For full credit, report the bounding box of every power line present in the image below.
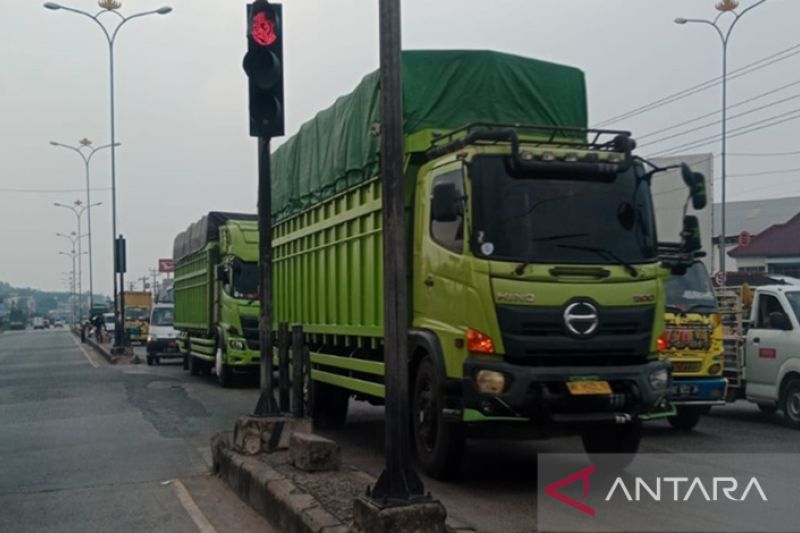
[638,92,800,148]
[593,42,800,127]
[728,166,800,178]
[650,110,800,156]
[636,78,800,141]
[730,149,800,157]
[0,187,112,194]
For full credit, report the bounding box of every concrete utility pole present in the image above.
[369,0,425,507]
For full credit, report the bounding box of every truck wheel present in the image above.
[215,347,232,388]
[189,355,202,376]
[582,422,641,470]
[667,406,702,431]
[311,380,349,430]
[757,403,777,416]
[782,379,800,429]
[146,356,153,366]
[412,356,464,480]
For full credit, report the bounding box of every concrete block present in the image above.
[233,416,311,454]
[353,496,447,533]
[290,432,341,472]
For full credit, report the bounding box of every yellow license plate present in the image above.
[566,380,612,396]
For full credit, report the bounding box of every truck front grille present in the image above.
[496,303,653,367]
[239,316,261,350]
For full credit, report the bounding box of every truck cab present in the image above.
[146,303,180,365]
[660,260,727,430]
[743,285,800,425]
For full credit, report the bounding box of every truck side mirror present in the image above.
[680,215,702,253]
[431,182,462,222]
[768,312,793,331]
[681,163,707,210]
[215,264,229,284]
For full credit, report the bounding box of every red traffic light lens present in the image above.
[251,12,277,47]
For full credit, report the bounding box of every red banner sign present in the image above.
[158,258,174,273]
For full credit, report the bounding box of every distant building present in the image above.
[729,211,800,278]
[714,196,800,272]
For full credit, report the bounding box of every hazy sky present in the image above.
[1,0,798,293]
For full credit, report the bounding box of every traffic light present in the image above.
[243,1,284,138]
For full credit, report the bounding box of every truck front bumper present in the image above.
[462,359,671,427]
[146,338,181,356]
[670,377,727,406]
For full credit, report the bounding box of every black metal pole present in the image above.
[370,0,425,505]
[291,324,304,418]
[254,137,277,416]
[278,321,290,413]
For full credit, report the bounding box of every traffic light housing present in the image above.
[243,1,284,138]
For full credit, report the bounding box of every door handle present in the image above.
[424,277,434,287]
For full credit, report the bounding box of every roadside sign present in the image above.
[714,271,726,287]
[158,258,174,273]
[738,230,752,247]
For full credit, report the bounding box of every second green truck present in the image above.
[174,50,707,478]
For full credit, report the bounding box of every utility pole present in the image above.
[370,0,425,506]
[148,268,159,301]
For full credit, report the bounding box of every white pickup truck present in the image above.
[720,284,800,426]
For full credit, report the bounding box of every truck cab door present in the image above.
[745,291,794,401]
[414,164,471,366]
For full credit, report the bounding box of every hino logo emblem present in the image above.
[564,301,599,336]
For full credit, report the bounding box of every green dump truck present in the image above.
[173,212,260,386]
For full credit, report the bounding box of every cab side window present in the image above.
[756,294,787,329]
[430,171,465,254]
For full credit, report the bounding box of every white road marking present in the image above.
[172,479,218,533]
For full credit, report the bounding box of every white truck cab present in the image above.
[146,303,180,365]
[743,286,800,425]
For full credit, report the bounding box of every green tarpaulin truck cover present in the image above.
[271,49,587,219]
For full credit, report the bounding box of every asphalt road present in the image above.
[6,330,799,532]
[0,329,273,533]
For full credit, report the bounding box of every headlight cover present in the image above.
[649,367,670,390]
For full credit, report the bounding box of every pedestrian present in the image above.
[92,314,104,343]
[80,321,87,343]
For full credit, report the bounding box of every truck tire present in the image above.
[782,379,800,429]
[757,403,777,416]
[412,356,464,480]
[146,355,154,366]
[582,422,641,470]
[311,380,349,430]
[667,406,703,431]
[189,355,202,376]
[215,347,233,388]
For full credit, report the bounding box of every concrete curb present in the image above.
[212,432,349,533]
[72,328,119,364]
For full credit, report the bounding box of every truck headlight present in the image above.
[708,363,722,375]
[230,340,246,350]
[147,335,156,343]
[475,370,506,395]
[649,368,669,391]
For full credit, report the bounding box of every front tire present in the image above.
[412,356,464,480]
[146,356,153,366]
[667,406,703,431]
[189,354,202,376]
[582,422,641,470]
[215,347,232,388]
[782,379,800,429]
[311,380,349,430]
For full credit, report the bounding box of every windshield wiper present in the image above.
[531,233,590,243]
[556,244,639,277]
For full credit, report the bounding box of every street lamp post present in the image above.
[51,139,116,314]
[44,1,172,348]
[675,0,768,280]
[54,200,102,319]
[58,250,77,325]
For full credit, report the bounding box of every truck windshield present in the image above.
[470,155,657,265]
[151,307,174,326]
[126,307,149,321]
[665,262,718,313]
[787,292,800,323]
[231,260,259,299]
